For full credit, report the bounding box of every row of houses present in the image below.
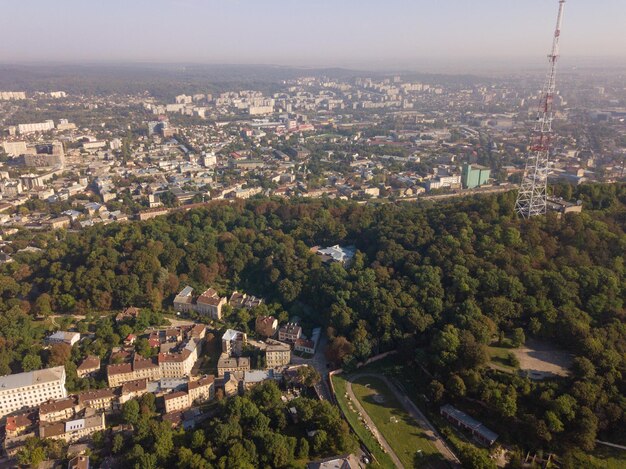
[107,324,206,386]
[3,373,216,457]
[173,286,227,320]
[173,287,264,321]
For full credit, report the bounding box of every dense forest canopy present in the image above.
[2,183,626,460]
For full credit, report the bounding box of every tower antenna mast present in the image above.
[515,0,566,218]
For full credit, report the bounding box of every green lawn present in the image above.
[570,446,626,469]
[487,345,519,372]
[331,374,394,468]
[351,376,448,469]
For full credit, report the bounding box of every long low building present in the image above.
[440,404,499,446]
[0,366,67,418]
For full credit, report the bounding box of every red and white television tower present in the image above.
[515,0,566,218]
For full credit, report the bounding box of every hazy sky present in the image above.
[1,0,625,69]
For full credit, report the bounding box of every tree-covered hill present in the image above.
[2,183,626,461]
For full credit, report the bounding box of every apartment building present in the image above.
[173,286,226,319]
[0,92,26,100]
[164,391,190,414]
[0,366,67,418]
[158,350,194,378]
[264,340,291,368]
[18,120,55,134]
[119,379,148,405]
[222,329,247,357]
[109,335,202,386]
[107,357,160,387]
[76,355,100,378]
[39,410,105,443]
[76,388,116,413]
[2,141,28,156]
[195,288,227,320]
[39,397,76,423]
[278,323,302,344]
[217,356,250,377]
[188,375,214,404]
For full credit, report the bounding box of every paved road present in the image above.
[350,373,461,468]
[291,333,332,401]
[346,376,405,469]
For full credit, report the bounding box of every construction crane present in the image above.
[515,0,566,218]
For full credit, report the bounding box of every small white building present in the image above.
[46,331,80,347]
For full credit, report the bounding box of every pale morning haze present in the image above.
[1,0,625,69]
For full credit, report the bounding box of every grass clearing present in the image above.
[351,376,448,469]
[488,345,519,372]
[570,445,626,469]
[331,374,394,468]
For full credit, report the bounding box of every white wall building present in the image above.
[0,366,67,418]
[17,120,55,134]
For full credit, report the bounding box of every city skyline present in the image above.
[1,0,626,70]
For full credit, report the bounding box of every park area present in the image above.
[332,373,395,468]
[488,338,573,380]
[351,376,448,469]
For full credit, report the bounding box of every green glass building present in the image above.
[462,163,491,189]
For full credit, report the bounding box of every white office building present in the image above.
[0,366,67,418]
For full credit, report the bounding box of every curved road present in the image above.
[346,376,405,468]
[348,373,461,468]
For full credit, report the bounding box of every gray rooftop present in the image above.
[0,366,65,391]
[440,404,498,443]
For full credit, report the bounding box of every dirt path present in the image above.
[345,378,405,469]
[382,376,461,467]
[351,373,461,468]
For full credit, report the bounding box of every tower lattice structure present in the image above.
[515,0,566,218]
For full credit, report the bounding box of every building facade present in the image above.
[265,340,291,368]
[461,163,491,189]
[0,366,67,418]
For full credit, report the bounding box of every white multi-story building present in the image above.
[0,92,26,100]
[173,286,195,313]
[202,152,217,168]
[2,141,27,156]
[278,323,302,344]
[222,329,247,357]
[0,366,67,418]
[17,120,55,134]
